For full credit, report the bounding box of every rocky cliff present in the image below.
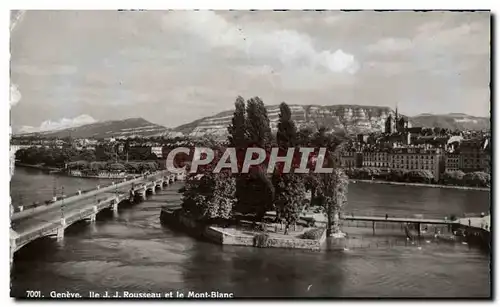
[175,105,400,137]
[174,105,490,137]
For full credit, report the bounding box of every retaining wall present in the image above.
[160,208,326,251]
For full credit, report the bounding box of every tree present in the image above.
[276,102,297,148]
[443,170,465,185]
[406,170,434,183]
[245,97,272,147]
[317,169,349,236]
[108,162,125,172]
[272,172,305,234]
[464,171,490,187]
[389,169,408,182]
[271,102,305,233]
[227,96,248,148]
[235,166,275,222]
[181,171,236,223]
[181,156,236,223]
[231,97,275,223]
[297,127,314,146]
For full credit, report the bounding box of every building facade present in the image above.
[445,153,462,172]
[459,139,487,173]
[362,150,390,169]
[389,146,444,181]
[151,146,163,158]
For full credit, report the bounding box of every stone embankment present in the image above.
[160,208,326,251]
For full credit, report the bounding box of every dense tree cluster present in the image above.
[15,147,96,168]
[16,146,159,174]
[181,96,349,236]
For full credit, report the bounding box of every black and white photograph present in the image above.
[9,9,491,299]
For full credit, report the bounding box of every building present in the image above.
[384,114,395,134]
[459,138,487,173]
[362,150,390,169]
[339,150,356,169]
[389,146,444,181]
[151,146,163,158]
[445,153,462,172]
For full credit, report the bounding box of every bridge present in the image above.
[298,212,491,236]
[10,169,184,268]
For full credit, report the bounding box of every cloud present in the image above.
[367,20,489,55]
[366,38,414,53]
[162,11,359,74]
[10,83,21,106]
[18,114,97,133]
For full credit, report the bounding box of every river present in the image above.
[10,168,491,298]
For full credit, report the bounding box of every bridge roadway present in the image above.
[10,170,181,267]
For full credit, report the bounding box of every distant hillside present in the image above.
[173,104,401,136]
[16,118,170,139]
[411,114,490,131]
[173,105,490,137]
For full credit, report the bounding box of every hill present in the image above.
[411,114,490,131]
[173,105,490,137]
[173,104,400,136]
[16,118,170,139]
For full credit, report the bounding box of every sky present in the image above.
[10,10,490,133]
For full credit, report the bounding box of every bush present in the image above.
[253,233,270,247]
[301,228,325,240]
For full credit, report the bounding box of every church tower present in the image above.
[385,114,393,134]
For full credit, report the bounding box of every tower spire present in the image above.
[395,102,398,121]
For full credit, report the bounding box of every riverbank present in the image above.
[14,162,61,172]
[350,179,490,192]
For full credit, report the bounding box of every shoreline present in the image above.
[350,179,490,192]
[15,163,145,179]
[14,162,61,172]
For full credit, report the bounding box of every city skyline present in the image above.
[10,10,491,133]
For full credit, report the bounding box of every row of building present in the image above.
[338,138,491,181]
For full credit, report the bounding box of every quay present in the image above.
[10,170,183,269]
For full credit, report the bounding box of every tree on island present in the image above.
[308,134,349,237]
[227,96,247,149]
[316,167,349,236]
[180,143,236,224]
[272,102,305,234]
[181,167,236,224]
[231,97,275,225]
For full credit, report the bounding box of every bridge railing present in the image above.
[339,210,454,221]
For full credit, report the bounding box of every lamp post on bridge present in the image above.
[53,176,57,200]
[61,186,65,219]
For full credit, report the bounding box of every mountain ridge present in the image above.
[15,117,171,139]
[14,106,490,139]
